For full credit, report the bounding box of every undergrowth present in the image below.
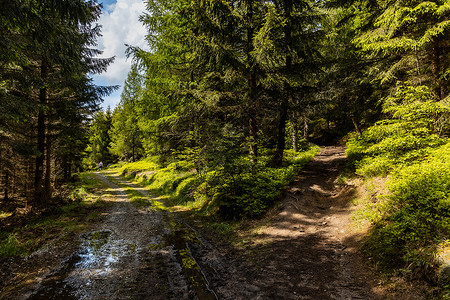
[0,173,108,258]
[118,146,319,220]
[346,84,450,293]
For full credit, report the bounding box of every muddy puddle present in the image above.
[29,229,135,299]
[29,225,217,300]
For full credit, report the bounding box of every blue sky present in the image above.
[93,0,147,110]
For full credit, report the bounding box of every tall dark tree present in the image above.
[254,0,323,164]
[0,0,115,206]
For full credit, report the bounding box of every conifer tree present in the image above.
[110,65,144,162]
[254,0,323,164]
[0,0,115,206]
[355,0,449,100]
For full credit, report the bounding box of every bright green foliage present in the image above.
[355,0,449,99]
[110,65,144,162]
[364,142,450,276]
[347,84,449,177]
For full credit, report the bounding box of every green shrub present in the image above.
[365,144,450,276]
[348,85,450,283]
[0,234,26,257]
[347,85,449,178]
[213,168,286,219]
[208,146,319,219]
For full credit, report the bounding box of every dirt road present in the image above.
[2,147,383,299]
[211,146,381,299]
[1,172,259,299]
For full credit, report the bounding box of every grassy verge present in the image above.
[110,146,319,240]
[345,85,450,297]
[0,173,110,258]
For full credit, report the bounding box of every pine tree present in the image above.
[355,0,449,100]
[110,65,144,162]
[254,0,323,164]
[88,109,116,167]
[0,0,116,206]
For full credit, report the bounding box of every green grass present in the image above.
[115,146,319,220]
[117,158,158,177]
[0,173,110,258]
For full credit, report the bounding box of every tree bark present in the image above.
[274,0,292,166]
[34,59,48,204]
[351,117,362,137]
[291,121,298,152]
[246,1,258,162]
[303,118,309,140]
[4,172,9,201]
[132,132,136,162]
[44,129,52,201]
[431,39,442,100]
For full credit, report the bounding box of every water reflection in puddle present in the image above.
[29,229,134,299]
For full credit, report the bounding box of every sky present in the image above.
[93,0,147,110]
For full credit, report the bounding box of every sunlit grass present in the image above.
[0,211,13,219]
[0,173,111,258]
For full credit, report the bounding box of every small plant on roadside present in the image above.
[0,234,26,257]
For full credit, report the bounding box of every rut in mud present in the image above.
[1,146,383,299]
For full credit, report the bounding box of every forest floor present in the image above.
[0,146,431,299]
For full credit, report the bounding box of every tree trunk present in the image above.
[274,98,288,165]
[431,39,442,100]
[246,1,258,162]
[303,118,309,140]
[292,120,298,152]
[44,130,52,201]
[132,132,136,162]
[274,0,292,166]
[34,60,47,204]
[249,112,258,159]
[4,171,9,201]
[34,104,46,203]
[63,154,69,180]
[351,117,362,137]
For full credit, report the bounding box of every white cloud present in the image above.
[93,0,147,109]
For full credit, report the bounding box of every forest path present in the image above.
[225,146,383,299]
[1,147,388,299]
[1,172,226,299]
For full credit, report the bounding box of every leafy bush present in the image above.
[348,85,450,283]
[364,143,450,277]
[208,147,319,219]
[347,85,449,177]
[212,168,287,219]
